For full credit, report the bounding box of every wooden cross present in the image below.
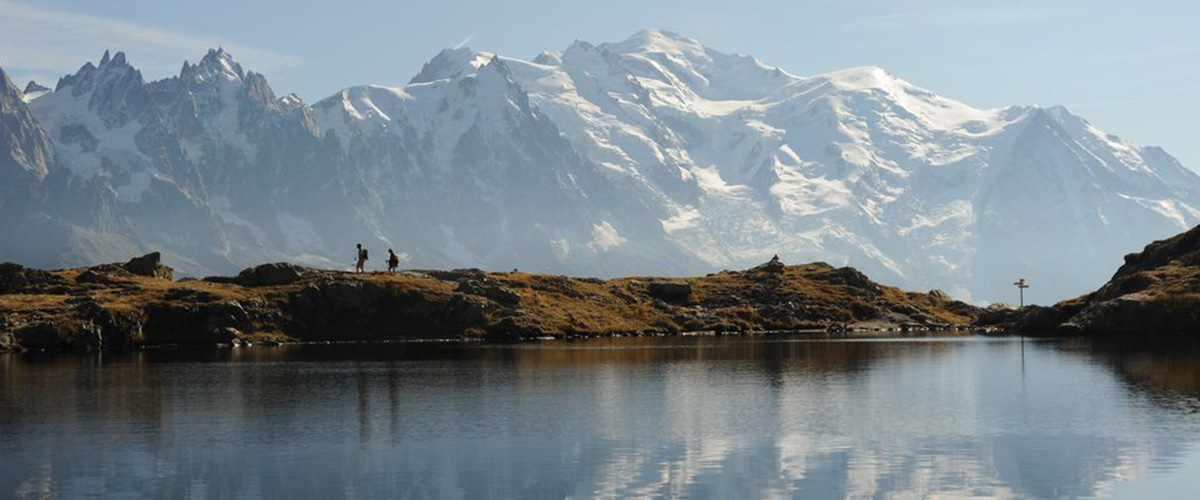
[1013,278,1029,308]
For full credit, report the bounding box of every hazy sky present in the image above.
[3,0,1198,170]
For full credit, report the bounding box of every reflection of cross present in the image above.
[1014,279,1030,308]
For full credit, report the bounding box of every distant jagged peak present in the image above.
[54,49,142,93]
[182,47,246,83]
[97,49,130,68]
[23,80,49,95]
[409,46,495,85]
[278,92,304,108]
[19,80,51,103]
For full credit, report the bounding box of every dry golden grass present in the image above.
[0,294,70,312]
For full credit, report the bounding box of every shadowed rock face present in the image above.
[0,67,54,182]
[1010,224,1200,336]
[0,258,983,352]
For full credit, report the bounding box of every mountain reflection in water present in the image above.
[2,334,1199,499]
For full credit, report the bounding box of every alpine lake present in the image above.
[3,333,1200,499]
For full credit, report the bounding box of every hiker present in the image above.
[355,243,369,274]
[387,249,400,275]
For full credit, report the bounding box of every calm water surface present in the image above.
[3,334,1200,499]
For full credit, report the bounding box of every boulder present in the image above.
[0,332,16,352]
[750,255,786,273]
[234,262,313,287]
[928,290,950,301]
[648,281,691,301]
[123,252,173,280]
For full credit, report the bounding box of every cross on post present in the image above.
[1013,278,1030,308]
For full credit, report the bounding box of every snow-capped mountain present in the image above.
[4,29,1198,302]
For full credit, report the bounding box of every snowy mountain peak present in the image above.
[607,28,707,57]
[409,47,493,84]
[532,51,562,66]
[817,65,897,91]
[582,28,798,101]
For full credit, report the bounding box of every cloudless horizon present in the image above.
[3,0,1198,171]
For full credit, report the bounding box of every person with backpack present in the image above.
[387,249,400,275]
[355,243,369,274]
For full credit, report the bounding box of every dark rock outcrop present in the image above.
[124,252,173,279]
[230,262,315,287]
[648,281,691,301]
[0,262,66,293]
[1010,225,1200,336]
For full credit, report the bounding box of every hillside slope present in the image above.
[1011,225,1200,335]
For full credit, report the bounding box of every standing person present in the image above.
[387,249,400,275]
[355,243,368,274]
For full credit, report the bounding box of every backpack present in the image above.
[362,248,369,260]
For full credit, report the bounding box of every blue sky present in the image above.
[3,0,1198,170]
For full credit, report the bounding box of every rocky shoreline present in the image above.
[8,222,1196,354]
[1,254,987,352]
